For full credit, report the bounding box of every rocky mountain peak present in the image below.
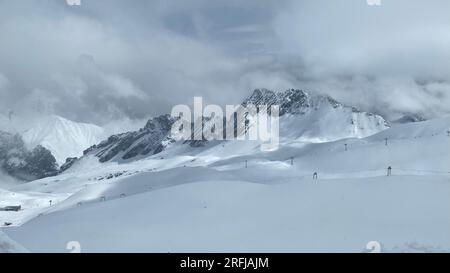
[144,114,175,132]
[83,114,176,163]
[0,131,58,181]
[63,88,390,167]
[244,88,344,115]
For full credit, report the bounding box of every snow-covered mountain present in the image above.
[82,115,176,163]
[245,89,389,142]
[22,116,106,165]
[71,89,388,165]
[7,88,449,253]
[2,116,449,252]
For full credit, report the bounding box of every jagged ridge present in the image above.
[65,88,389,167]
[244,88,353,115]
[82,115,176,163]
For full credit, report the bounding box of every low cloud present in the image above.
[0,0,449,126]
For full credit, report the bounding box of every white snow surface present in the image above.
[279,108,388,143]
[22,115,106,165]
[0,171,21,190]
[1,117,449,253]
[0,230,27,253]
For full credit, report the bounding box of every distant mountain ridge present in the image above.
[244,88,389,142]
[22,115,106,165]
[243,88,344,115]
[61,89,389,169]
[83,115,176,163]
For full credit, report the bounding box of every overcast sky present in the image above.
[0,0,449,124]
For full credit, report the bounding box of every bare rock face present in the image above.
[63,88,389,168]
[242,89,388,142]
[243,88,344,115]
[59,157,78,173]
[83,114,176,163]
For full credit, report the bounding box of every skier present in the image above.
[313,172,318,180]
[387,166,392,177]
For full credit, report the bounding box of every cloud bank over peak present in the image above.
[0,0,449,124]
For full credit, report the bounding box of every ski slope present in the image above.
[278,103,388,143]
[0,230,27,253]
[1,117,450,252]
[5,176,450,253]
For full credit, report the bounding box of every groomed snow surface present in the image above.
[1,117,450,253]
[0,230,27,253]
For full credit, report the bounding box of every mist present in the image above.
[0,0,449,125]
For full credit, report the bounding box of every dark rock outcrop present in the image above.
[63,88,389,170]
[242,88,345,115]
[0,131,58,181]
[83,114,176,163]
